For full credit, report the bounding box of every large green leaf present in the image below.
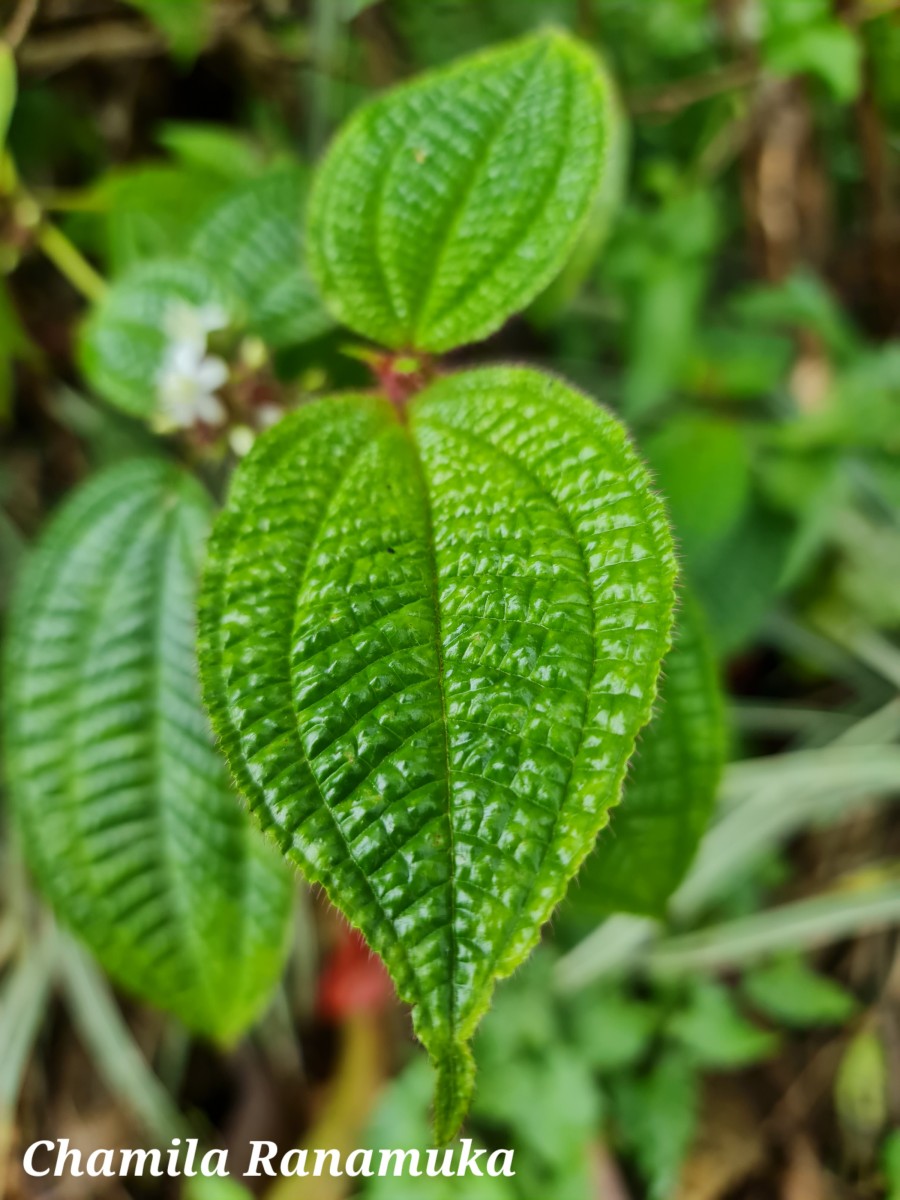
[307,31,618,353]
[574,594,726,918]
[190,169,333,350]
[199,365,676,1137]
[3,460,293,1042]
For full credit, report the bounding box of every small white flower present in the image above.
[155,301,230,431]
[162,300,228,348]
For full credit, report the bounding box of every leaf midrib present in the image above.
[283,428,441,1034]
[419,415,598,997]
[149,491,226,1028]
[421,48,579,344]
[409,39,551,344]
[400,421,459,1055]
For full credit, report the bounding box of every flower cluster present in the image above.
[154,301,229,431]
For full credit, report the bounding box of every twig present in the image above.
[18,20,166,73]
[630,60,758,115]
[3,0,39,50]
[36,221,105,302]
[0,150,105,300]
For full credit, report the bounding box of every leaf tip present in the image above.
[432,1041,475,1146]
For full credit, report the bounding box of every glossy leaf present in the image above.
[575,594,726,918]
[190,169,333,350]
[307,31,618,353]
[199,364,676,1137]
[79,258,232,417]
[3,460,293,1042]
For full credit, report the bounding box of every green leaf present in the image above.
[645,416,751,575]
[575,594,726,917]
[563,985,658,1073]
[471,952,600,1170]
[190,169,333,349]
[199,364,676,1137]
[610,1052,698,1200]
[730,271,861,362]
[882,1128,900,1200]
[763,15,862,103]
[79,258,232,417]
[473,1041,599,1167]
[691,500,793,655]
[836,1028,888,1145]
[156,122,264,180]
[307,31,618,353]
[529,75,629,326]
[668,981,778,1068]
[123,0,211,61]
[3,460,293,1042]
[743,955,857,1028]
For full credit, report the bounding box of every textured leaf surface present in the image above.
[199,365,676,1135]
[79,259,232,417]
[3,460,293,1041]
[576,595,726,918]
[190,169,333,350]
[307,31,617,353]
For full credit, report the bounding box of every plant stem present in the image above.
[35,220,106,301]
[4,0,40,50]
[1,150,105,301]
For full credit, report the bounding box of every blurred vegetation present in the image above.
[2,1,900,1198]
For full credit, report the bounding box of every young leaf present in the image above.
[199,364,677,1138]
[79,258,233,417]
[3,460,293,1042]
[743,955,857,1028]
[574,594,726,918]
[307,31,619,353]
[668,980,778,1069]
[190,169,333,350]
